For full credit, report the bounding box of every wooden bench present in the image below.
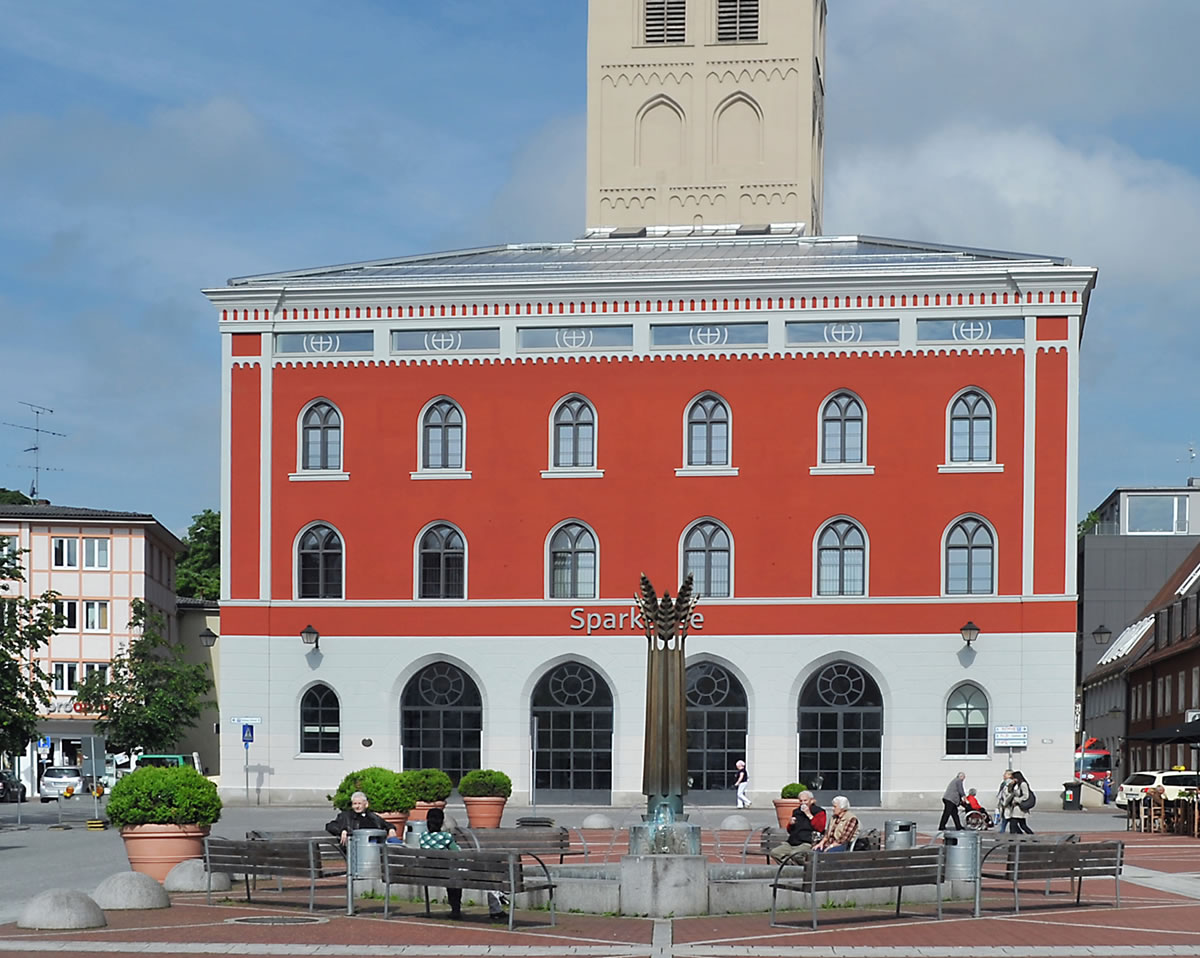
[204,836,346,911]
[738,826,789,863]
[452,825,588,862]
[770,845,946,930]
[381,844,556,930]
[979,840,1123,914]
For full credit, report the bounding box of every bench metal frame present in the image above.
[978,839,1123,915]
[204,836,345,912]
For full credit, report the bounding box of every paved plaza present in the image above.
[1,802,1198,956]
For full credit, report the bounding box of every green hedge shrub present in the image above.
[401,768,453,803]
[331,767,414,812]
[457,769,513,798]
[779,782,807,799]
[106,766,222,828]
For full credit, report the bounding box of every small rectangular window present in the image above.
[83,600,109,632]
[53,662,79,693]
[52,537,78,569]
[84,662,109,684]
[54,600,79,630]
[83,538,110,570]
[717,0,758,42]
[645,0,686,43]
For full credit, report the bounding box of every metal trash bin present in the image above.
[516,816,555,828]
[941,829,981,881]
[1062,782,1082,810]
[884,820,916,850]
[405,819,428,847]
[348,828,386,878]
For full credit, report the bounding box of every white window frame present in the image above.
[543,394,604,478]
[0,534,17,560]
[83,600,110,632]
[811,516,869,597]
[298,680,343,757]
[940,514,998,597]
[52,661,79,693]
[83,662,109,684]
[940,386,1004,473]
[290,397,350,482]
[943,681,991,758]
[811,388,874,475]
[678,517,734,598]
[413,520,469,602]
[52,537,78,569]
[54,600,79,630]
[82,537,110,570]
[293,521,347,602]
[677,391,738,476]
[412,396,471,479]
[545,519,600,600]
[1123,493,1190,535]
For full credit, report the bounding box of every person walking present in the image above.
[938,771,966,831]
[995,770,1014,832]
[1001,770,1035,834]
[733,759,751,808]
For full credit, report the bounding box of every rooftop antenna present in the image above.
[1178,441,1197,482]
[2,402,66,499]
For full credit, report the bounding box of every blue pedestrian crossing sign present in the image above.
[242,724,254,744]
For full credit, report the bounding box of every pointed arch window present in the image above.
[298,524,343,599]
[550,522,596,599]
[419,524,465,599]
[422,399,464,469]
[687,395,729,467]
[945,517,994,595]
[946,683,989,755]
[821,392,864,464]
[684,520,731,597]
[817,519,866,596]
[553,398,595,468]
[300,684,340,753]
[300,401,341,471]
[950,390,993,463]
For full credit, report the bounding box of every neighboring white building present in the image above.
[0,504,182,798]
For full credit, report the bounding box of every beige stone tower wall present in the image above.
[586,0,825,233]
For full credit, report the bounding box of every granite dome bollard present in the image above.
[17,889,106,929]
[93,871,171,910]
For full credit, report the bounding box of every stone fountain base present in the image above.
[620,855,708,917]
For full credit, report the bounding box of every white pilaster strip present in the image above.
[259,354,274,600]
[1022,324,1037,595]
[219,330,233,603]
[1065,318,1081,596]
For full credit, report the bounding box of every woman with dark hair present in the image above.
[1001,770,1035,834]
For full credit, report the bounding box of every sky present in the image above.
[1,0,1198,537]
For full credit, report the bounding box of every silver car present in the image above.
[40,766,84,802]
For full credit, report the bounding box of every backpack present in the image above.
[1018,789,1036,812]
[852,828,880,851]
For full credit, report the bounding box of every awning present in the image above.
[1126,719,1200,743]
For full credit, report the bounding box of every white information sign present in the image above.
[993,725,1029,748]
[230,716,263,725]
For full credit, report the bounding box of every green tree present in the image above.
[0,488,32,505]
[176,509,220,600]
[0,548,58,756]
[74,599,214,753]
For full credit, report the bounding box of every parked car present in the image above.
[39,766,83,802]
[0,770,27,803]
[1114,769,1200,807]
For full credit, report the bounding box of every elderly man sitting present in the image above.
[771,790,827,863]
[813,796,859,853]
[324,790,398,847]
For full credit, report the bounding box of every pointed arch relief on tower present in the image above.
[713,91,764,169]
[635,94,687,170]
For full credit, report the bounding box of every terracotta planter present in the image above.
[462,796,507,829]
[378,810,410,836]
[120,824,211,881]
[773,798,801,829]
[408,800,446,822]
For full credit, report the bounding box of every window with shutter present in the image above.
[645,0,686,44]
[717,0,759,42]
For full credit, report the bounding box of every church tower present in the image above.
[586,0,826,233]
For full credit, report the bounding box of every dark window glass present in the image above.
[298,524,343,599]
[821,392,863,464]
[945,683,988,755]
[686,662,748,791]
[946,517,994,594]
[422,399,463,469]
[532,662,613,801]
[300,684,340,753]
[553,398,595,468]
[419,524,465,598]
[301,401,342,470]
[549,522,596,598]
[817,520,865,595]
[684,520,731,597]
[950,390,992,462]
[401,662,482,783]
[687,395,729,466]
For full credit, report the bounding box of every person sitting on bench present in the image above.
[814,796,859,853]
[770,791,826,863]
[421,807,507,921]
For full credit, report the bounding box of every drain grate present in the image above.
[227,915,328,926]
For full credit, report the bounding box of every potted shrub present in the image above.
[774,782,806,828]
[401,768,453,821]
[331,766,415,834]
[106,765,222,881]
[457,769,512,828]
